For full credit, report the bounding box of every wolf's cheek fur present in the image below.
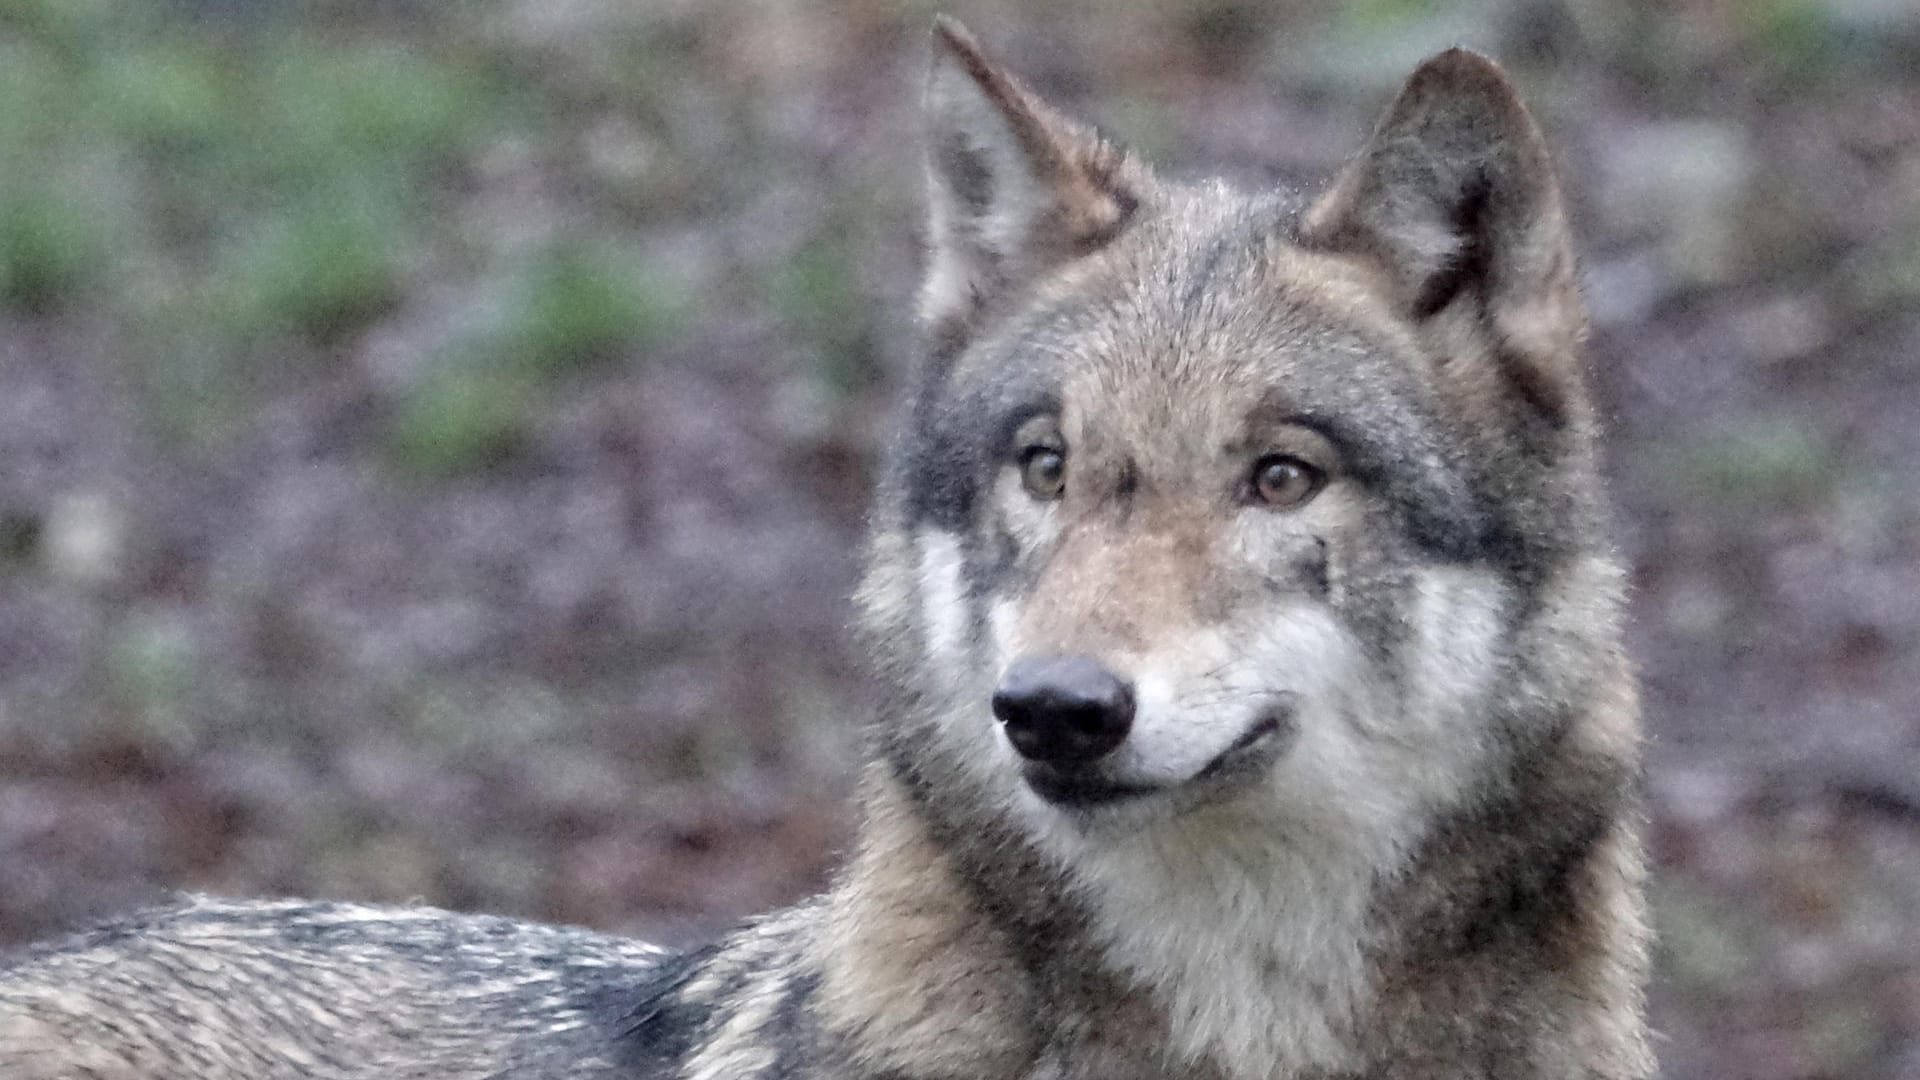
[919,461,1499,801]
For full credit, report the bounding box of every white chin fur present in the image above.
[1013,567,1511,1079]
[910,536,1514,1079]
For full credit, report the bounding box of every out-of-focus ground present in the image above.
[0,1,1915,1076]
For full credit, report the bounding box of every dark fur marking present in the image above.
[610,945,719,1070]
[1397,487,1490,564]
[1494,339,1573,432]
[761,970,822,1079]
[1180,227,1241,314]
[1398,712,1628,966]
[905,379,1060,531]
[902,392,976,531]
[937,132,996,215]
[1476,519,1542,582]
[1446,797,1608,960]
[1296,536,1330,599]
[979,525,1021,591]
[1286,409,1490,563]
[924,311,976,374]
[1409,166,1493,320]
[1114,458,1139,501]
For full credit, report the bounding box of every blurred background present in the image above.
[0,0,1915,1075]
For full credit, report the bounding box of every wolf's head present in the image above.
[859,20,1623,853]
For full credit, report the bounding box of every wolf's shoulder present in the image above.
[1,895,693,1079]
[5,893,676,974]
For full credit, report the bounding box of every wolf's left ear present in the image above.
[921,18,1146,349]
[1303,50,1584,424]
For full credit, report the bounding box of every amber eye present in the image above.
[1020,446,1066,500]
[1251,455,1323,509]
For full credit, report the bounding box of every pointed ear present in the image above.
[1303,50,1585,425]
[920,17,1146,350]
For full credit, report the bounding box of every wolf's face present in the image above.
[905,210,1504,829]
[863,23,1606,848]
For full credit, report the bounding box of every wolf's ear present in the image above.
[1303,50,1584,424]
[921,17,1145,347]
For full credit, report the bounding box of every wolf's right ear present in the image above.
[1303,50,1585,426]
[920,18,1145,350]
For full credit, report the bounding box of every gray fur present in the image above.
[0,22,1650,1080]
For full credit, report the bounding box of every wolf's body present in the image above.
[0,20,1652,1080]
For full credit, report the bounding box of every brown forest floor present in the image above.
[1,2,1918,1077]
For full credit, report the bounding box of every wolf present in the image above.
[0,18,1651,1080]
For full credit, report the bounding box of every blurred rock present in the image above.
[1592,120,1756,288]
[40,491,129,590]
[1726,292,1834,367]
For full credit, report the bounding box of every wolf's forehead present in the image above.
[986,197,1411,420]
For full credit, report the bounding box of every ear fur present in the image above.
[1303,49,1585,425]
[921,18,1146,352]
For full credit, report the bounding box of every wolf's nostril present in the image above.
[992,655,1134,765]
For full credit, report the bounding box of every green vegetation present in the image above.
[1662,420,1836,509]
[385,241,684,477]
[1739,0,1853,80]
[1334,0,1437,32]
[0,1,871,469]
[0,1,744,472]
[771,232,877,395]
[504,243,682,377]
[218,188,410,345]
[386,365,534,480]
[0,185,107,313]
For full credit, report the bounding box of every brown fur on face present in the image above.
[900,41,1605,676]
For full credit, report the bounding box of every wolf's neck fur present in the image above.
[810,771,1364,1079]
[811,705,1648,1080]
[1049,805,1388,1077]
[815,774,1379,1079]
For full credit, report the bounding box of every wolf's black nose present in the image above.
[993,656,1134,765]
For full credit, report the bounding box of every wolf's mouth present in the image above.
[1020,704,1296,809]
[1019,768,1161,806]
[1193,709,1293,782]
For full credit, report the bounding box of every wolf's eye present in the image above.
[1252,455,1323,509]
[1020,446,1066,500]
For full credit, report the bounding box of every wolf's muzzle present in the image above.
[992,655,1134,766]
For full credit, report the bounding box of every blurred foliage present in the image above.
[770,231,874,395]
[0,187,106,314]
[1660,420,1837,509]
[387,365,533,478]
[388,241,685,477]
[503,243,683,377]
[104,612,201,751]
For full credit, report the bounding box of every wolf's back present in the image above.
[0,896,686,1079]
